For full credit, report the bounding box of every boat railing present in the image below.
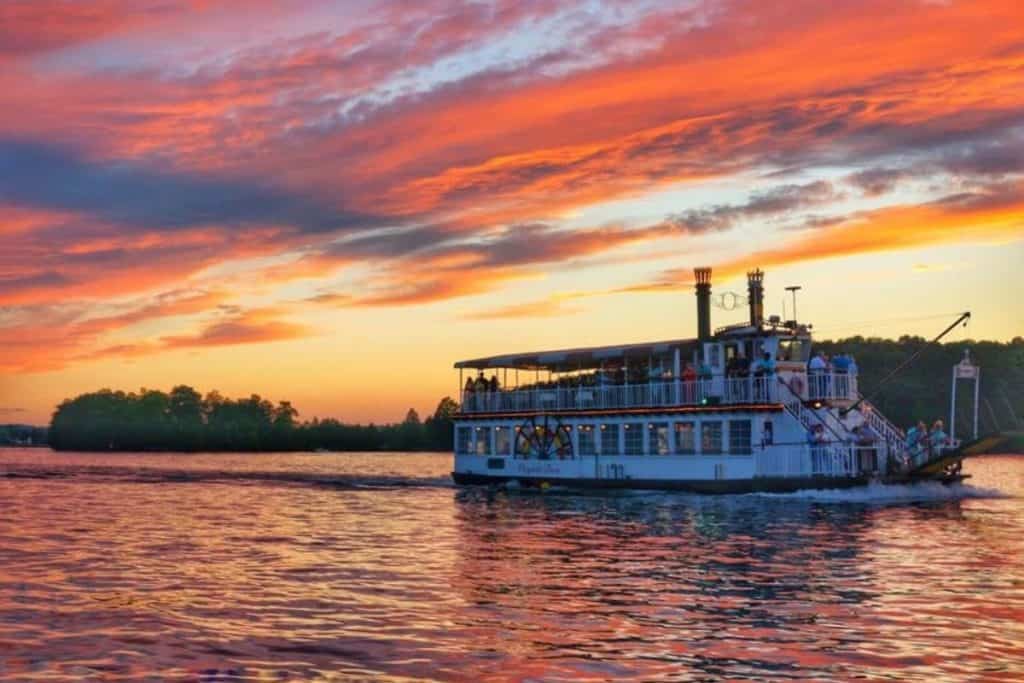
[460,377,780,414]
[860,398,906,444]
[758,443,873,478]
[804,371,859,401]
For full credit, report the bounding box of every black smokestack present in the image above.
[694,267,712,340]
[747,269,764,327]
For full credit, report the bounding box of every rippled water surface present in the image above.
[1,450,1022,682]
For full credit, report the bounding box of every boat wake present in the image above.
[753,480,1007,505]
[0,464,454,490]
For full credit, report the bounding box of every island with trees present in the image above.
[48,386,458,452]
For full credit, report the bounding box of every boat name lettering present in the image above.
[516,463,561,475]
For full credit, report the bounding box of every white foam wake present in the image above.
[753,480,1008,504]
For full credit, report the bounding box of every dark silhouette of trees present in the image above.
[813,336,1023,434]
[48,386,460,452]
[0,424,48,446]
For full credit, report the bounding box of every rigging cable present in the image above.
[841,311,971,416]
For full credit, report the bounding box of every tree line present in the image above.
[48,386,457,452]
[0,424,48,447]
[812,336,1023,435]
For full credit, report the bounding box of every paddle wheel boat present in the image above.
[451,268,974,493]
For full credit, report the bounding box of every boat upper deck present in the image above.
[454,268,861,416]
[459,373,858,414]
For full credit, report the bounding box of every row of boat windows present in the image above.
[456,419,753,457]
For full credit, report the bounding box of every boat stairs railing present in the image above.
[776,375,848,444]
[460,372,859,415]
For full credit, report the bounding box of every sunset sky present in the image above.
[1,0,1022,425]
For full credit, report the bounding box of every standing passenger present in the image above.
[929,420,948,453]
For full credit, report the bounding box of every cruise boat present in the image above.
[451,268,974,493]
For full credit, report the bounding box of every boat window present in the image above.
[624,422,644,455]
[515,427,532,457]
[648,422,670,455]
[701,421,723,455]
[457,427,472,455]
[600,424,620,456]
[494,426,511,456]
[577,425,597,455]
[674,421,696,454]
[475,427,491,455]
[728,420,752,455]
[777,338,810,362]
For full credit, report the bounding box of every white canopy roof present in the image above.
[454,337,700,372]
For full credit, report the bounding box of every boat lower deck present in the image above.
[451,470,969,493]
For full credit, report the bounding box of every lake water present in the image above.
[1,450,1022,682]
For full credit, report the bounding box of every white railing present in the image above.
[758,444,873,478]
[757,448,810,477]
[460,377,780,413]
[805,372,859,401]
[861,399,905,444]
[809,444,860,478]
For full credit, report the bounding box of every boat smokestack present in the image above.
[694,267,712,340]
[747,269,764,327]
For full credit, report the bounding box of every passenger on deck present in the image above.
[488,375,499,393]
[929,420,948,453]
[698,360,712,380]
[853,424,877,473]
[472,372,487,409]
[832,353,850,374]
[808,424,827,474]
[848,354,859,375]
[682,362,697,402]
[906,420,927,466]
[752,351,776,401]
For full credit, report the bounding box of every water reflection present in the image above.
[450,490,890,680]
[0,451,1021,681]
